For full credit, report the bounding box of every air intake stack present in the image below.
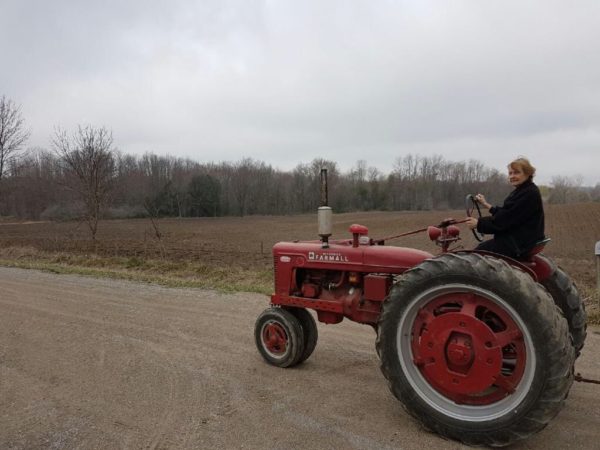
[318,168,332,248]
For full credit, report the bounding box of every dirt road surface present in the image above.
[1,267,599,450]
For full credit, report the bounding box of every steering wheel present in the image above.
[465,194,484,242]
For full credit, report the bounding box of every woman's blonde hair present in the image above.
[508,157,536,178]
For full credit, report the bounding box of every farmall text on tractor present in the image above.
[254,169,589,447]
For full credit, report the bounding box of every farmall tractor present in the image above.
[254,170,586,447]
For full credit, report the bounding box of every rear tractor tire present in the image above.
[376,252,575,447]
[539,258,587,357]
[255,307,305,368]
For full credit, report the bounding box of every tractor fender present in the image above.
[453,252,584,356]
[528,253,556,282]
[450,250,550,282]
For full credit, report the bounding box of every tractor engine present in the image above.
[270,229,432,325]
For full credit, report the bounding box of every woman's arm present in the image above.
[477,185,541,235]
[475,194,493,210]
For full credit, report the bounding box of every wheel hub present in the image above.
[446,334,473,367]
[263,322,288,355]
[415,312,503,395]
[411,292,526,404]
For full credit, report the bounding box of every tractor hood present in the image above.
[273,241,433,274]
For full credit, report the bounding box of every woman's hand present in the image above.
[465,217,478,229]
[475,193,492,210]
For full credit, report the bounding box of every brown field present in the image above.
[0,202,599,298]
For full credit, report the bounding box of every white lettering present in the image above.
[307,251,350,263]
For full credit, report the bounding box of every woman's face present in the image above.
[508,165,528,187]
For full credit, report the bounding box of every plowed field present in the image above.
[1,203,599,289]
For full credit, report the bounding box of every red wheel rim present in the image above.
[262,321,289,356]
[411,292,527,405]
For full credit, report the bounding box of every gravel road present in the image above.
[1,267,599,449]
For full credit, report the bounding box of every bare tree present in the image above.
[229,158,252,216]
[0,95,31,181]
[549,175,586,204]
[52,125,116,240]
[143,198,166,259]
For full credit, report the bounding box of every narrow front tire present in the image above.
[255,307,305,368]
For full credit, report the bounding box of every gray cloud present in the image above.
[2,0,599,185]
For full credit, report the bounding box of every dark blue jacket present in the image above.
[476,178,545,256]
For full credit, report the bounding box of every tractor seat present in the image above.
[521,238,551,260]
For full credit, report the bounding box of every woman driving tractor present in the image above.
[465,157,545,259]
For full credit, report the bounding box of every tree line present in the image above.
[1,95,598,239]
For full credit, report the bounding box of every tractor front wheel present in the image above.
[255,307,305,368]
[285,307,319,364]
[376,253,574,447]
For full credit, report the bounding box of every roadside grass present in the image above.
[1,245,598,325]
[0,246,272,295]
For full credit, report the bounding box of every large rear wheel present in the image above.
[376,253,574,447]
[539,258,587,357]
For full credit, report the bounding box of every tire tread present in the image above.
[376,252,575,447]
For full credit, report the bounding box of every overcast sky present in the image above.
[2,0,599,185]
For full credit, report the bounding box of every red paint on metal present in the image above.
[271,241,431,324]
[446,334,474,368]
[271,294,344,313]
[427,226,441,241]
[349,224,369,235]
[301,283,320,298]
[317,310,344,324]
[263,322,288,355]
[526,254,554,282]
[363,274,392,301]
[411,292,527,404]
[350,224,369,247]
[447,225,460,237]
[273,242,431,274]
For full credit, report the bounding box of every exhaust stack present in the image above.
[318,168,332,248]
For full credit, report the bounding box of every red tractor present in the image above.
[254,171,586,447]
